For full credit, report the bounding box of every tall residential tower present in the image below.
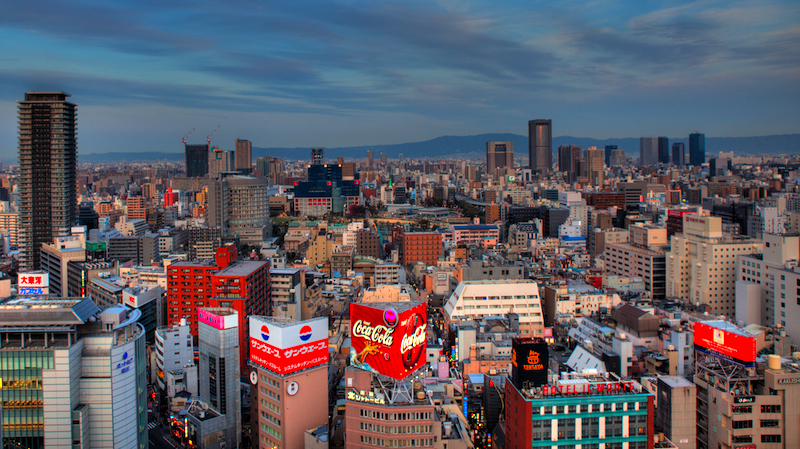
[18,91,78,271]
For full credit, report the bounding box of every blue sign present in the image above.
[20,288,43,295]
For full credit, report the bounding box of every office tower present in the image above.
[609,148,626,166]
[689,132,705,166]
[658,136,670,164]
[583,146,605,186]
[41,234,86,297]
[311,148,324,165]
[528,119,552,172]
[209,146,233,179]
[666,215,761,316]
[208,175,272,244]
[234,138,252,175]
[558,145,581,182]
[367,150,374,168]
[486,141,514,179]
[193,307,241,449]
[672,142,685,166]
[256,156,285,184]
[249,316,329,449]
[380,152,387,165]
[18,91,78,271]
[185,144,209,177]
[709,157,731,177]
[639,136,659,166]
[0,298,147,448]
[604,145,617,166]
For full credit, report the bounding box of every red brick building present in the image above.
[166,246,270,369]
[397,231,442,267]
[126,196,147,220]
[582,192,625,210]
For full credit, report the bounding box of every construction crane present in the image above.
[182,128,195,144]
[207,125,220,146]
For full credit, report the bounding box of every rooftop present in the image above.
[214,260,269,277]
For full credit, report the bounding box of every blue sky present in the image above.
[0,0,797,157]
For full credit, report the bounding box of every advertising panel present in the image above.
[249,316,329,375]
[694,321,756,367]
[18,272,49,288]
[198,309,237,330]
[510,338,548,390]
[350,301,427,380]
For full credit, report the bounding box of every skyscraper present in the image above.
[672,142,685,166]
[558,145,581,183]
[604,145,617,166]
[528,119,552,172]
[583,146,605,186]
[486,141,514,179]
[639,136,659,166]
[234,138,252,175]
[658,136,670,164]
[18,91,78,271]
[311,148,324,165]
[689,132,705,167]
[367,150,374,168]
[185,144,209,177]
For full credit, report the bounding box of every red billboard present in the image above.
[249,316,329,375]
[350,301,427,380]
[694,321,757,367]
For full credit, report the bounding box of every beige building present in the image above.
[360,284,417,303]
[667,215,762,316]
[592,227,628,257]
[0,212,19,246]
[605,227,668,300]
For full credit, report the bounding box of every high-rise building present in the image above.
[528,119,552,172]
[689,132,705,167]
[666,214,762,316]
[582,146,605,186]
[639,136,659,166]
[185,144,209,177]
[609,148,627,166]
[380,152,387,165]
[311,148,324,165]
[234,138,252,175]
[367,150,374,168]
[486,141,514,179]
[126,196,147,221]
[194,307,241,449]
[558,144,581,182]
[658,136,670,164]
[18,91,78,271]
[604,145,617,166]
[672,142,685,166]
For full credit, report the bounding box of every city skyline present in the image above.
[0,0,797,157]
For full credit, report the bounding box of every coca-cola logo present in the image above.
[352,320,395,346]
[401,313,425,371]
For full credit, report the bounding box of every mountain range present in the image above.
[74,133,800,163]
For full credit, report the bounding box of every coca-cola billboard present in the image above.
[350,301,427,380]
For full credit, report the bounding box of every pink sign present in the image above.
[198,309,236,330]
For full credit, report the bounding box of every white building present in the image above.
[0,298,147,448]
[154,320,194,391]
[666,214,762,317]
[444,280,545,336]
[374,262,401,286]
[736,233,800,340]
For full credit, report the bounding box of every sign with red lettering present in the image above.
[350,302,427,381]
[249,316,329,375]
[694,321,756,367]
[17,272,49,289]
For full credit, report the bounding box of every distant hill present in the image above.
[74,133,800,163]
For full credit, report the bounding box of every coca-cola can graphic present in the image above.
[350,301,427,380]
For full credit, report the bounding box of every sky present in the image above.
[0,0,798,158]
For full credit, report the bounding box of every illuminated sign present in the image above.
[530,381,639,396]
[350,302,427,381]
[511,338,548,390]
[778,378,800,384]
[19,288,44,295]
[733,396,755,404]
[346,390,386,405]
[18,272,49,288]
[249,316,328,375]
[694,322,756,367]
[198,309,237,330]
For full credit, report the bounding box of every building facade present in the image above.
[18,91,78,271]
[529,119,552,172]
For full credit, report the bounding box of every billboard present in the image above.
[350,301,427,380]
[18,272,48,288]
[249,316,329,375]
[694,321,757,367]
[510,338,548,390]
[198,309,237,330]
